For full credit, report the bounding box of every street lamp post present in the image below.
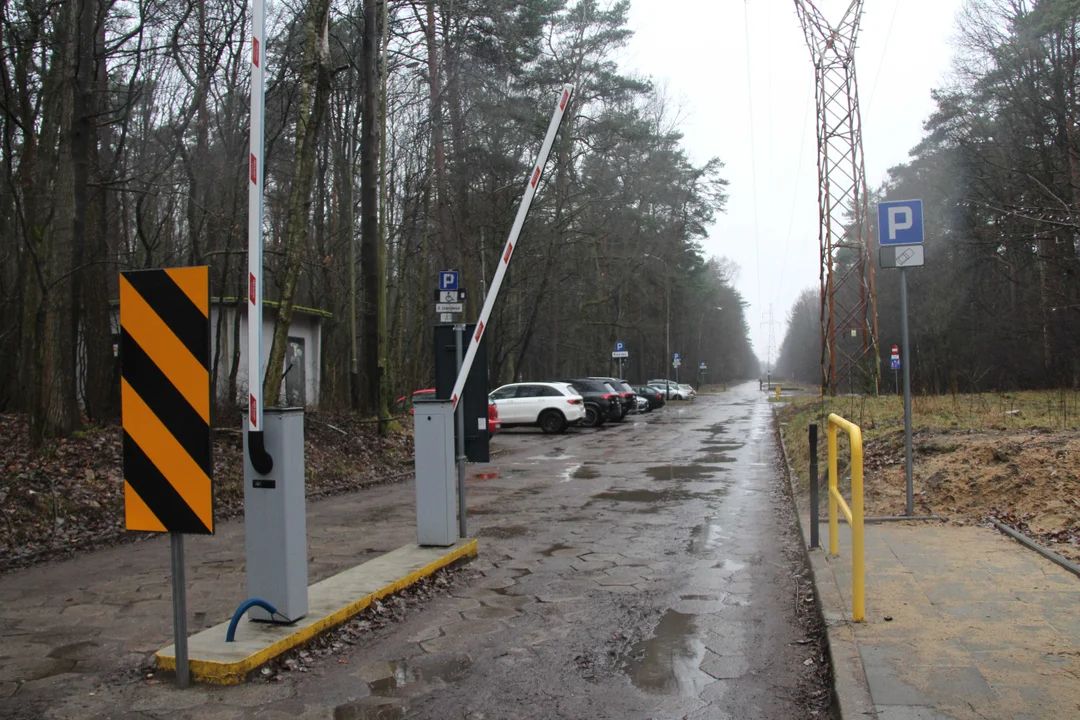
[645,254,671,399]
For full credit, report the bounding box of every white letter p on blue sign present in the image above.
[878,200,924,246]
[887,207,912,240]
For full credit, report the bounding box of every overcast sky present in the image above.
[620,0,966,365]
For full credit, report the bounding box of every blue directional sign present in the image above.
[438,270,459,291]
[615,341,625,352]
[890,357,901,371]
[699,362,706,369]
[878,200,924,246]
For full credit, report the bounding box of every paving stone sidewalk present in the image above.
[812,521,1080,720]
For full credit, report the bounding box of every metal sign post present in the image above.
[878,199,924,517]
[454,324,467,538]
[612,342,628,378]
[900,270,914,516]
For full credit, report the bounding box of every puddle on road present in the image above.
[645,465,718,482]
[694,422,729,435]
[624,609,712,697]
[359,654,473,696]
[695,453,737,464]
[687,518,723,554]
[591,488,695,504]
[572,465,601,479]
[700,441,745,451]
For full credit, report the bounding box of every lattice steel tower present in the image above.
[794,0,879,394]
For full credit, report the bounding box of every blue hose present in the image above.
[225,598,283,642]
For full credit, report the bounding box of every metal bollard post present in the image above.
[809,424,819,549]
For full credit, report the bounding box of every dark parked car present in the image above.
[590,377,637,417]
[635,385,666,411]
[559,378,621,427]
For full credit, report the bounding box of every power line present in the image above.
[868,0,902,111]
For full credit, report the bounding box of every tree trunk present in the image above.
[360,0,385,422]
[263,0,333,405]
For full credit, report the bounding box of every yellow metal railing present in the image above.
[827,413,865,622]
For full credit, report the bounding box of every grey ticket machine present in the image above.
[242,407,308,621]
[412,398,457,547]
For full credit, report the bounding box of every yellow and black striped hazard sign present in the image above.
[120,267,214,534]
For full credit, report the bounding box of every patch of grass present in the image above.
[778,389,1080,490]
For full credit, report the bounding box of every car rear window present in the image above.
[564,379,605,393]
[619,382,634,394]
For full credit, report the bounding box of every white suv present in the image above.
[488,382,585,434]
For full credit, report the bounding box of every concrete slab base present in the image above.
[156,539,478,684]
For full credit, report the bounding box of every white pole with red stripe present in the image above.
[245,0,273,474]
[248,0,265,432]
[449,84,574,408]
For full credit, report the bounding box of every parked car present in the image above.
[488,382,584,433]
[634,395,651,413]
[559,378,621,427]
[589,377,637,417]
[395,388,435,414]
[678,383,697,399]
[488,399,501,435]
[647,379,686,400]
[635,385,666,410]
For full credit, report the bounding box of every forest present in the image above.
[777,0,1080,393]
[0,0,759,445]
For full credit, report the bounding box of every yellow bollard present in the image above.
[827,413,865,623]
[775,386,781,401]
[828,422,838,555]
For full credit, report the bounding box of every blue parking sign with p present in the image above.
[439,270,459,291]
[878,200,924,246]
[615,341,625,352]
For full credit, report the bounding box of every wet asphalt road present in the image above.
[10,383,830,719]
[289,383,828,718]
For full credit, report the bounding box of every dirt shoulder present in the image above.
[0,412,414,571]
[778,391,1080,561]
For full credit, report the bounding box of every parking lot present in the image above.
[1,383,829,719]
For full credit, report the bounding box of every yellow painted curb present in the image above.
[156,539,478,684]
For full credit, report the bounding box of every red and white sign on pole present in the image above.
[247,0,266,432]
[891,345,899,359]
[449,84,574,408]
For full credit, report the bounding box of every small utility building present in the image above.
[108,299,327,408]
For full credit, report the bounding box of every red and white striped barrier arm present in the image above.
[449,84,574,409]
[247,0,266,432]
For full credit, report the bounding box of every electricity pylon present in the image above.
[794,0,879,395]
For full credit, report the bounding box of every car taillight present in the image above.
[620,392,632,398]
[656,394,662,401]
[602,393,616,400]
[567,398,582,404]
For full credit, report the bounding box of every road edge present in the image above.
[773,406,878,720]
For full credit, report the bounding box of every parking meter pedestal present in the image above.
[413,399,457,547]
[243,408,308,622]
